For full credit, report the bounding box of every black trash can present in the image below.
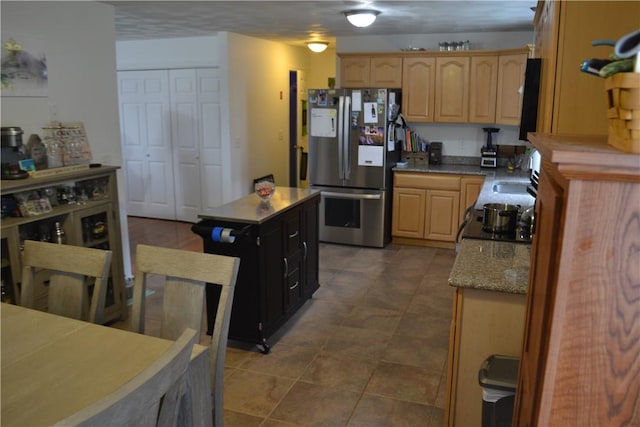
[478,354,519,427]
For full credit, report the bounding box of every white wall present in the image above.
[225,32,311,199]
[337,31,535,157]
[116,36,220,70]
[1,1,132,276]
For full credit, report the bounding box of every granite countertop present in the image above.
[448,239,531,294]
[393,163,535,209]
[197,187,320,224]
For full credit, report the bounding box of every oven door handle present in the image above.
[320,191,381,200]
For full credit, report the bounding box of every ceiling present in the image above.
[107,1,537,47]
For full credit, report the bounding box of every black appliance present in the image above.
[481,128,499,168]
[429,141,443,165]
[519,58,541,142]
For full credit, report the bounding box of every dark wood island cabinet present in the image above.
[192,187,320,353]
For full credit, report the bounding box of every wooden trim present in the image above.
[338,46,530,59]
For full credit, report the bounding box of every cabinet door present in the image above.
[283,208,302,313]
[496,53,527,125]
[424,189,460,241]
[402,57,436,122]
[118,70,176,220]
[435,57,470,123]
[392,187,426,238]
[370,56,402,88]
[302,198,319,299]
[260,219,285,330]
[459,176,485,224]
[340,56,370,87]
[513,166,563,427]
[469,56,498,124]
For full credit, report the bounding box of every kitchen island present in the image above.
[445,238,529,427]
[192,187,320,353]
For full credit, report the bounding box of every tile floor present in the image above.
[124,217,456,427]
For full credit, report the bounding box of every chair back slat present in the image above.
[20,240,113,324]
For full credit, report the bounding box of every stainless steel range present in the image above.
[461,210,532,244]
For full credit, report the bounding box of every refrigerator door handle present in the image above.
[343,95,352,180]
[320,191,382,200]
[337,95,345,180]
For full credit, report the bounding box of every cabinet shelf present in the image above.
[1,200,110,228]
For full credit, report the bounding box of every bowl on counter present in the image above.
[255,180,276,203]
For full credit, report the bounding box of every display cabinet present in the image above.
[0,166,127,322]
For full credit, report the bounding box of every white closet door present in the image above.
[169,69,201,222]
[118,70,176,219]
[168,68,223,222]
[196,68,223,215]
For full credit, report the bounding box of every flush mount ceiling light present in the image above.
[344,9,380,27]
[307,42,329,53]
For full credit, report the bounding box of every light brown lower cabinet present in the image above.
[513,133,640,426]
[445,287,526,427]
[392,172,483,246]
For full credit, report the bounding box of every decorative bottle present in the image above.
[54,221,66,244]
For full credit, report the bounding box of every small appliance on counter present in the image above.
[429,141,443,165]
[1,126,28,180]
[480,127,499,168]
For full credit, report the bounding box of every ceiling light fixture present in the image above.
[344,9,380,28]
[307,42,329,53]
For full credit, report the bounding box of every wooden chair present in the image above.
[131,244,240,427]
[53,328,197,427]
[20,240,113,324]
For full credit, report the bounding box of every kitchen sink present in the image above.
[492,181,529,195]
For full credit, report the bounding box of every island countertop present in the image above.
[448,239,531,294]
[197,187,320,224]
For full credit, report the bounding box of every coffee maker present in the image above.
[480,127,499,168]
[1,126,28,179]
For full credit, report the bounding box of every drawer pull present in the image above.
[303,241,307,262]
[289,230,299,239]
[289,281,299,290]
[283,257,288,278]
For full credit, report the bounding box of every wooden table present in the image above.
[0,303,212,426]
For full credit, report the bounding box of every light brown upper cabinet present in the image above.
[435,57,470,123]
[534,0,640,135]
[339,55,402,88]
[469,56,499,123]
[496,53,527,125]
[402,57,436,122]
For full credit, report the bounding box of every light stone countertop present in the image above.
[448,239,531,294]
[197,187,320,224]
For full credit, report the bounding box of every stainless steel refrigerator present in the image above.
[308,88,401,248]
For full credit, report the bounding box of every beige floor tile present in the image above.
[323,325,393,361]
[271,317,337,349]
[394,312,451,344]
[269,382,360,426]
[382,335,448,373]
[238,343,318,379]
[347,394,434,427]
[365,361,441,405]
[298,352,378,392]
[356,286,414,312]
[223,370,295,417]
[223,409,264,427]
[340,306,402,333]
